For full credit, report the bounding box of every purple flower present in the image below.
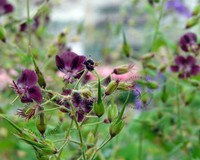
[55,51,86,83]
[171,55,200,78]
[0,0,14,15]
[166,0,191,18]
[12,69,42,103]
[58,91,94,122]
[179,32,200,53]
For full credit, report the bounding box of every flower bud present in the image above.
[192,5,200,16]
[0,26,6,42]
[141,53,154,61]
[36,112,47,136]
[86,147,95,159]
[86,132,95,148]
[186,16,200,29]
[81,88,92,98]
[94,102,105,118]
[117,82,133,91]
[146,81,158,89]
[122,31,131,57]
[109,119,125,137]
[159,64,167,73]
[107,104,118,122]
[144,63,157,70]
[113,64,134,75]
[105,80,119,96]
[161,85,168,103]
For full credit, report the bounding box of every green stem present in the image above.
[74,70,87,90]
[43,107,60,112]
[41,94,57,106]
[151,0,166,51]
[90,137,112,160]
[57,119,73,159]
[82,120,104,127]
[117,91,130,122]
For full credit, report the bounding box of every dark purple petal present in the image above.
[83,99,94,113]
[179,32,197,52]
[3,3,14,13]
[186,55,196,65]
[60,51,78,68]
[55,55,65,71]
[21,96,33,103]
[28,86,42,103]
[170,65,179,72]
[17,69,38,87]
[71,55,86,70]
[175,55,186,65]
[72,92,82,107]
[0,0,7,6]
[20,23,27,32]
[178,73,185,79]
[76,109,85,122]
[191,65,200,76]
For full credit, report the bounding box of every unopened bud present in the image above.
[159,64,167,73]
[36,111,47,136]
[86,132,95,148]
[113,64,134,75]
[144,63,157,70]
[146,81,158,89]
[109,119,125,137]
[122,31,131,57]
[86,147,95,159]
[94,102,105,118]
[0,26,6,42]
[186,16,200,29]
[161,85,168,103]
[81,88,92,98]
[117,82,133,91]
[107,104,118,122]
[105,80,119,95]
[192,5,200,16]
[141,53,154,61]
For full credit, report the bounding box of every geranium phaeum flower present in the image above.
[12,69,42,103]
[171,55,200,78]
[179,32,200,53]
[55,51,86,83]
[0,0,14,15]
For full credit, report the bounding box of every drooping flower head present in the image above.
[171,55,200,78]
[179,32,200,54]
[12,69,42,103]
[55,51,86,83]
[0,0,14,15]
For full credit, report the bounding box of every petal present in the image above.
[179,32,197,52]
[76,109,85,122]
[175,55,185,65]
[4,3,14,13]
[17,69,38,87]
[71,55,86,70]
[0,0,6,6]
[191,65,200,75]
[28,86,42,103]
[178,73,185,79]
[55,55,65,71]
[60,51,78,69]
[21,96,33,103]
[186,55,196,65]
[170,65,179,72]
